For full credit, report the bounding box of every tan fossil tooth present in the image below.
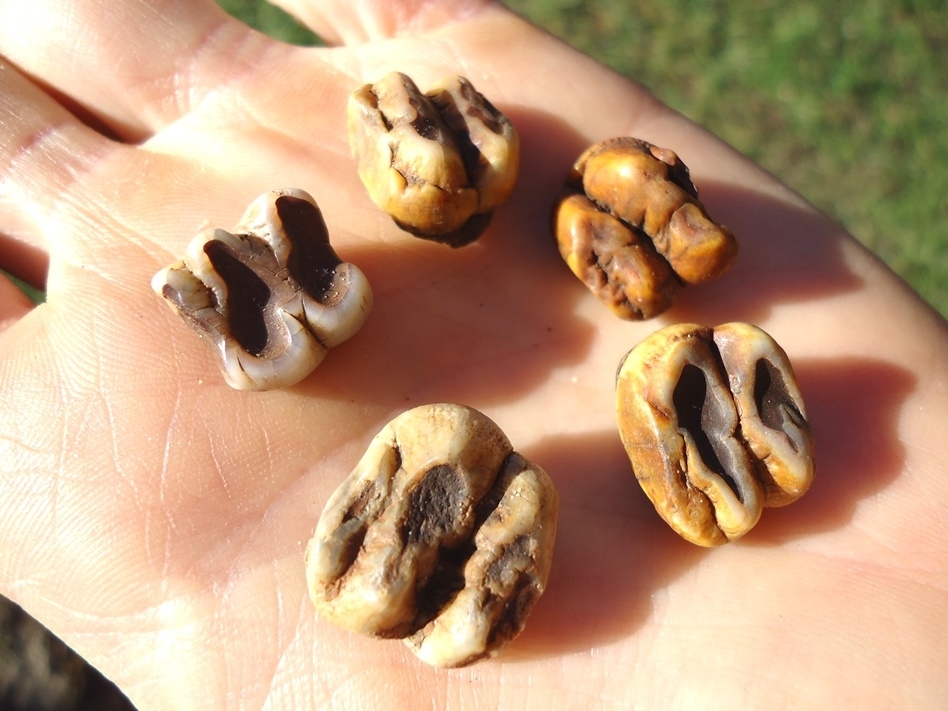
[152,188,372,390]
[553,137,737,320]
[348,72,519,247]
[616,322,813,546]
[305,403,558,667]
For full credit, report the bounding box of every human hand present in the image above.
[2,0,947,708]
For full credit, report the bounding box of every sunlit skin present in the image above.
[1,1,947,708]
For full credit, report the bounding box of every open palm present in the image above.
[2,0,947,708]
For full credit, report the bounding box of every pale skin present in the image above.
[1,0,947,708]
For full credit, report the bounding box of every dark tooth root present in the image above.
[428,88,488,180]
[410,541,473,632]
[754,357,801,432]
[334,522,367,582]
[673,363,743,502]
[203,240,273,357]
[409,112,443,142]
[275,195,344,304]
[401,464,467,546]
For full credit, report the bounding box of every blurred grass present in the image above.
[215,0,948,316]
[217,0,322,45]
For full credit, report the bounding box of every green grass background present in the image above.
[215,0,947,316]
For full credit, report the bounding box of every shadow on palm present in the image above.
[118,37,918,666]
[286,130,916,661]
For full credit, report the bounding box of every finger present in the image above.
[271,0,499,45]
[0,0,277,141]
[0,59,118,257]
